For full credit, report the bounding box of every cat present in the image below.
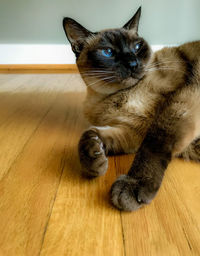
[63,7,200,211]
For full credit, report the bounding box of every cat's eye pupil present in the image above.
[101,48,113,57]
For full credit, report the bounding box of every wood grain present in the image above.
[0,65,78,74]
[0,74,199,256]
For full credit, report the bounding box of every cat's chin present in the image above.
[85,80,137,95]
[121,77,140,88]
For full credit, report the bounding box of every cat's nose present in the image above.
[129,60,138,69]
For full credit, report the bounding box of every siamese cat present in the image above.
[63,7,200,211]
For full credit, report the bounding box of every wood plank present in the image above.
[0,91,85,255]
[0,74,83,180]
[114,155,200,256]
[0,64,78,74]
[0,75,64,180]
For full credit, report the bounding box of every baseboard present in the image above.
[0,64,78,73]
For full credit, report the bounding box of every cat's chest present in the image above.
[125,94,148,115]
[124,89,160,123]
[103,86,155,118]
[84,86,158,125]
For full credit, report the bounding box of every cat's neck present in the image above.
[86,80,144,102]
[86,87,109,103]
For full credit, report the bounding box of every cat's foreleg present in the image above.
[110,125,172,211]
[111,95,198,211]
[78,126,142,177]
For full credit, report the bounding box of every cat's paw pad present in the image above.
[110,175,156,211]
[78,129,108,177]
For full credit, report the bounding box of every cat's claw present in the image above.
[78,129,108,177]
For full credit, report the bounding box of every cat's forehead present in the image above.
[86,29,138,49]
[100,29,133,45]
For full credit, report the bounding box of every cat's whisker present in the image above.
[149,59,187,66]
[146,60,186,69]
[99,79,117,87]
[81,70,115,79]
[82,75,109,79]
[147,63,199,83]
[146,64,199,84]
[82,74,115,77]
[87,80,103,87]
[84,67,113,70]
[146,66,176,71]
[145,67,186,74]
[81,70,114,74]
[148,67,199,84]
[87,76,116,87]
[146,68,178,72]
[105,79,117,84]
[81,74,116,82]
[81,72,115,78]
[81,69,115,74]
[146,64,180,70]
[81,73,115,78]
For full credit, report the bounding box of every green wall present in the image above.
[0,0,199,45]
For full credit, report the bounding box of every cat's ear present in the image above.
[123,7,141,34]
[63,18,93,56]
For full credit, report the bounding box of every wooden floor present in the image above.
[0,74,199,256]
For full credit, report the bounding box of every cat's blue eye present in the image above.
[134,43,141,52]
[132,43,141,54]
[101,48,113,58]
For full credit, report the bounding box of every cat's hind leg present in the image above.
[177,136,200,162]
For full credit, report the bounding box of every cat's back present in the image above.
[154,41,200,61]
[146,41,200,93]
[178,41,200,83]
[178,40,200,59]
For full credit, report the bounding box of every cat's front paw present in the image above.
[110,175,158,211]
[78,129,108,178]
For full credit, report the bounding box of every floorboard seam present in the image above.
[114,156,127,256]
[120,212,127,256]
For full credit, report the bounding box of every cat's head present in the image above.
[63,7,152,94]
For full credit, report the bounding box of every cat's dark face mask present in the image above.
[63,7,152,94]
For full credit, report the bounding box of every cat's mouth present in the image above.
[120,70,145,87]
[130,73,138,79]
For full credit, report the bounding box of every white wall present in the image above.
[0,0,199,64]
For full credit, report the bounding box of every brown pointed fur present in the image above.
[82,41,200,155]
[63,11,200,211]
